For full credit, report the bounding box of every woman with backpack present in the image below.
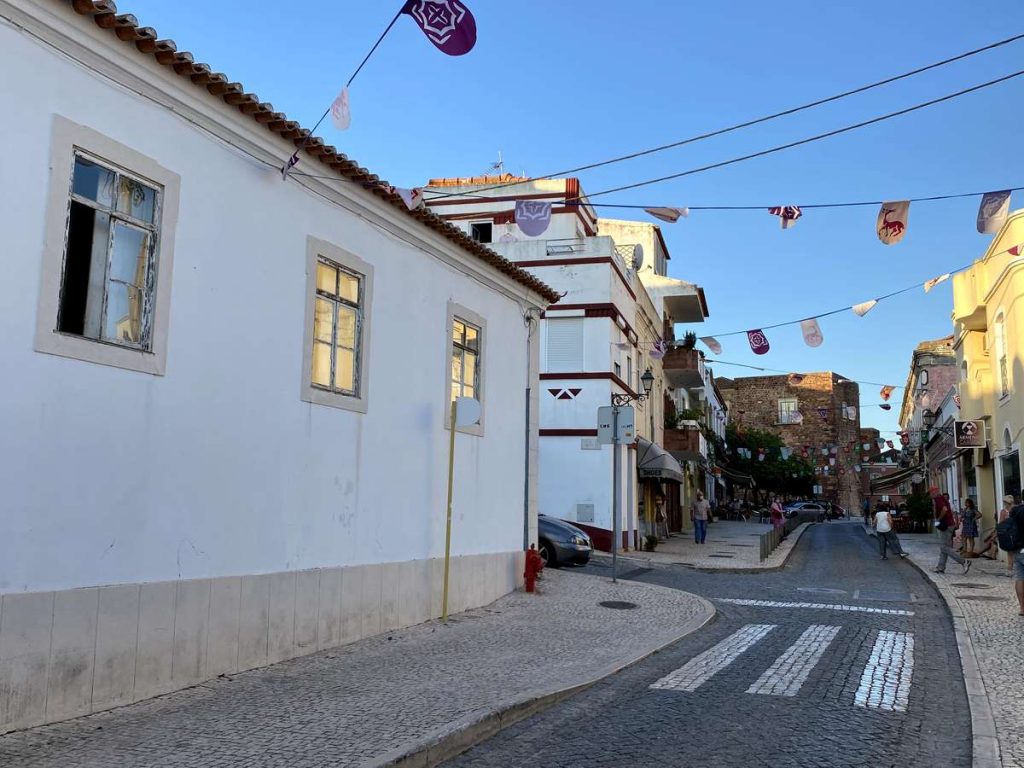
[998,495,1020,578]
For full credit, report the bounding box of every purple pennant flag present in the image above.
[746,329,770,355]
[515,200,552,237]
[402,1,477,56]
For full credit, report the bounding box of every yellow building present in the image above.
[952,208,1024,530]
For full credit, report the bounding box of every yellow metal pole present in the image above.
[442,400,457,621]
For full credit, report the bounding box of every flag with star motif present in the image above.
[402,0,477,56]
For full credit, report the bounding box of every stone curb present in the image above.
[365,588,717,768]
[862,526,1003,768]
[589,521,813,574]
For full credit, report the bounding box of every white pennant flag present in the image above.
[330,86,351,131]
[389,186,424,210]
[645,206,689,223]
[800,318,823,347]
[977,191,1011,234]
[876,200,909,245]
[852,300,877,317]
[923,273,951,293]
[699,336,722,355]
[780,447,792,460]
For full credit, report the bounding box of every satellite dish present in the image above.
[632,244,644,271]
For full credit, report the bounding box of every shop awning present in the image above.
[869,464,920,492]
[718,465,755,487]
[636,437,685,484]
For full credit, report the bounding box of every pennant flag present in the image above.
[852,299,877,317]
[886,440,894,449]
[746,329,770,355]
[879,385,895,402]
[389,186,424,210]
[402,0,477,56]
[862,442,871,451]
[800,318,823,347]
[854,465,862,473]
[699,336,722,355]
[829,458,836,466]
[1010,245,1022,257]
[780,447,792,460]
[977,191,1011,234]
[923,273,951,293]
[330,86,351,130]
[876,201,909,245]
[649,339,668,360]
[768,205,802,229]
[821,447,829,456]
[817,408,829,420]
[846,406,857,420]
[515,200,552,236]
[644,206,689,223]
[879,403,892,411]
[876,438,886,449]
[953,392,961,408]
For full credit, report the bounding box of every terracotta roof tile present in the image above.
[62,0,559,304]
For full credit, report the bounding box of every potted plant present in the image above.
[644,534,659,552]
[681,331,697,350]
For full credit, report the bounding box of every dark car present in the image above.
[538,514,593,567]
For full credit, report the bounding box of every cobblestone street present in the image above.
[0,570,710,768]
[445,523,972,768]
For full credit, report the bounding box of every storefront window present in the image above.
[1000,451,1021,501]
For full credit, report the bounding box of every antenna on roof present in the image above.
[488,150,504,174]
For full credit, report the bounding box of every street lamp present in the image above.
[613,367,654,407]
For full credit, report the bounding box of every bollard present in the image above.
[524,544,544,593]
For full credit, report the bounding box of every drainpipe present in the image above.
[523,309,539,550]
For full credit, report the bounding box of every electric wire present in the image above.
[422,32,1024,201]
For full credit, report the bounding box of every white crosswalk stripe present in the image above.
[650,624,776,692]
[746,624,841,697]
[717,598,914,616]
[854,630,915,712]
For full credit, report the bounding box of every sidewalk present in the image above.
[0,570,713,768]
[596,519,814,570]
[867,527,1023,768]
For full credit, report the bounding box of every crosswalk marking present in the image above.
[717,598,914,616]
[650,624,776,692]
[746,624,840,697]
[854,630,914,712]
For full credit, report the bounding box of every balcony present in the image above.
[664,421,706,463]
[662,345,705,389]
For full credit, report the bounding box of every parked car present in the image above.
[782,501,826,520]
[538,514,593,567]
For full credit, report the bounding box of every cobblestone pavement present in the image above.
[0,571,711,768]
[888,531,1024,767]
[445,523,972,768]
[594,519,813,570]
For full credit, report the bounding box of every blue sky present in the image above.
[123,0,1024,434]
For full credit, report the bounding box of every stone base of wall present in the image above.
[0,551,524,734]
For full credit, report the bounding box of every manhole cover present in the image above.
[951,583,994,589]
[599,600,639,610]
[957,595,1009,602]
[708,554,735,558]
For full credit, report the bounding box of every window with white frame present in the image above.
[36,117,180,376]
[778,398,800,424]
[302,237,373,413]
[450,317,481,402]
[312,259,364,396]
[57,153,161,349]
[996,312,1009,397]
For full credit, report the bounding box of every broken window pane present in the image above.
[72,157,115,207]
[58,203,110,337]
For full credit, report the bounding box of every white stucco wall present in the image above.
[0,7,541,595]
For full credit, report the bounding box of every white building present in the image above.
[0,0,557,732]
[424,177,709,548]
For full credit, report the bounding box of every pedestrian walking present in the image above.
[960,498,979,556]
[862,497,871,526]
[769,496,785,531]
[874,503,908,560]
[999,495,1020,578]
[934,492,970,575]
[691,491,709,545]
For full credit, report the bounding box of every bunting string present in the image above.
[422,32,1024,201]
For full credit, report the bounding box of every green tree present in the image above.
[725,424,815,503]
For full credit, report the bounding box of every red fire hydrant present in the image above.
[524,544,545,593]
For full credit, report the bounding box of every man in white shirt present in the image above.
[874,504,908,560]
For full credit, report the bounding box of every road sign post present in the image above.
[597,404,635,582]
